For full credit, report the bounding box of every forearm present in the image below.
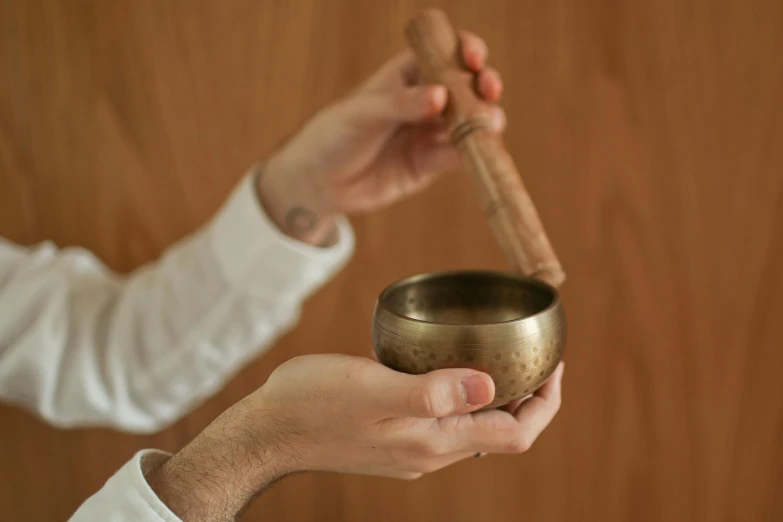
[0,167,354,432]
[66,393,303,522]
[146,397,294,521]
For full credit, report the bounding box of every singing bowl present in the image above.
[372,270,567,409]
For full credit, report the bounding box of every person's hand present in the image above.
[255,354,563,478]
[147,355,564,521]
[256,31,506,246]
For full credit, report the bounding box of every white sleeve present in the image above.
[67,450,183,522]
[0,166,354,433]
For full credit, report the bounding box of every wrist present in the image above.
[255,156,339,247]
[146,398,294,521]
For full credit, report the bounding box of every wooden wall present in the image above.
[1,1,782,520]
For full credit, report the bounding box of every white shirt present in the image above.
[0,168,355,520]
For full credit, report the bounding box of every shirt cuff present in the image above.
[206,166,355,302]
[68,450,181,521]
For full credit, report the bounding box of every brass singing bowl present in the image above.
[372,270,567,409]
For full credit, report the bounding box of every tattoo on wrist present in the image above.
[284,207,319,235]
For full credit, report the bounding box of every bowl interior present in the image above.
[379,271,555,325]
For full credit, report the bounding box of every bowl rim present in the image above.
[375,269,563,327]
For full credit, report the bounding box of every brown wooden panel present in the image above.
[1,0,782,520]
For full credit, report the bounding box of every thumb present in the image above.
[373,367,495,418]
[365,84,448,124]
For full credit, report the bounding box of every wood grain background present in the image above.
[1,0,782,520]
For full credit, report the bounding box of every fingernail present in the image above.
[460,374,492,405]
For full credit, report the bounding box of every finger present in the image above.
[376,49,418,87]
[502,397,526,415]
[433,106,506,135]
[501,384,540,414]
[407,108,505,177]
[503,362,564,414]
[408,139,461,179]
[443,362,564,454]
[373,366,495,419]
[437,409,523,454]
[364,84,448,124]
[459,31,488,71]
[519,361,564,412]
[477,67,503,101]
[426,105,506,145]
[511,361,564,438]
[488,105,507,133]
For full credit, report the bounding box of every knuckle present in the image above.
[408,382,451,418]
[508,435,533,454]
[407,436,446,458]
[417,438,445,458]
